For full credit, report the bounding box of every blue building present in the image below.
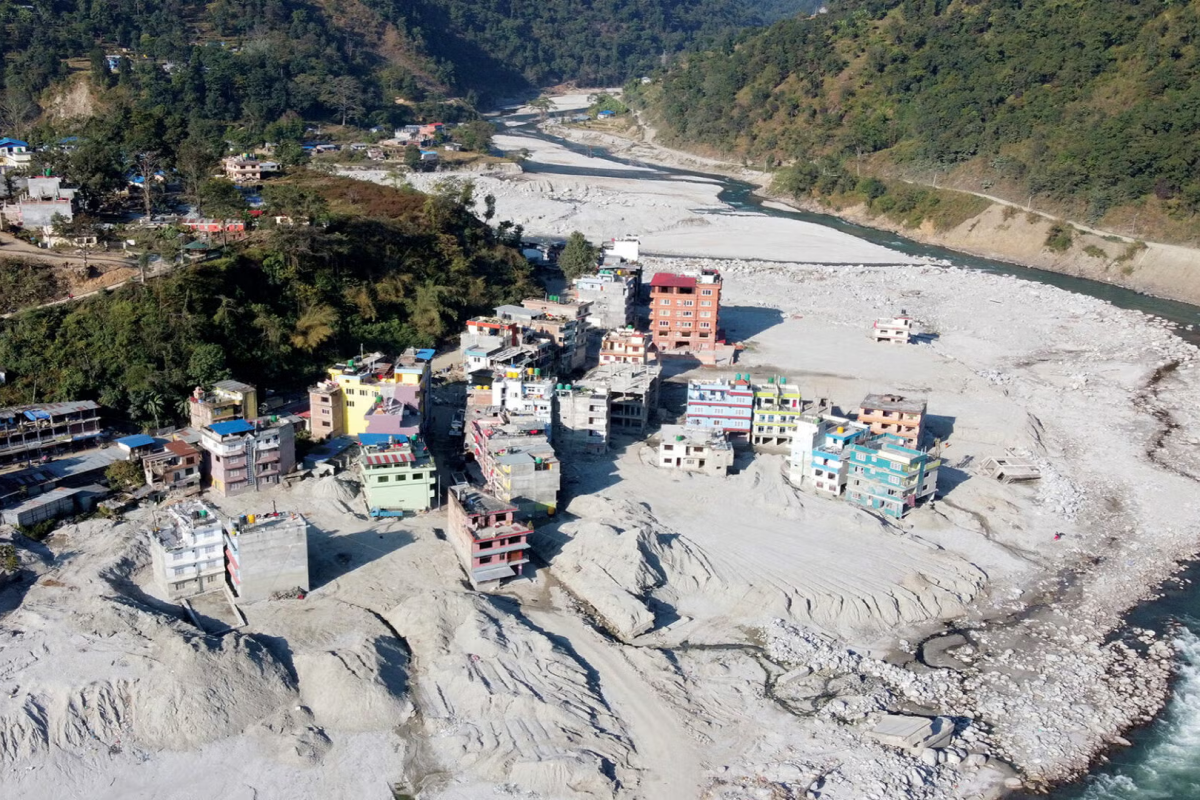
[844,434,940,518]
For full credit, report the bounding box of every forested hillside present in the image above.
[635,0,1200,238]
[0,177,535,426]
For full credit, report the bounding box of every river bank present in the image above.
[545,112,1200,307]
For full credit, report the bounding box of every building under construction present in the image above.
[577,362,660,435]
[224,511,309,602]
[554,384,611,454]
[466,409,560,517]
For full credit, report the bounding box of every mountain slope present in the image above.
[634,0,1200,242]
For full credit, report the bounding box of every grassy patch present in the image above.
[0,260,64,314]
[1044,222,1075,253]
[1083,244,1107,259]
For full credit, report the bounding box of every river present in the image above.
[514,113,1200,798]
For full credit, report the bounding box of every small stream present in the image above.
[506,114,1200,798]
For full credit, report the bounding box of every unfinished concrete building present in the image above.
[579,362,661,435]
[574,268,638,330]
[224,511,309,602]
[448,483,533,588]
[658,425,735,477]
[142,440,202,496]
[466,410,560,517]
[187,381,258,430]
[873,314,915,344]
[147,500,226,600]
[554,384,611,454]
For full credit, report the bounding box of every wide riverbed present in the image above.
[514,112,1200,799]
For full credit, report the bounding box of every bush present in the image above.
[106,459,146,492]
[0,544,18,572]
[1044,222,1075,253]
[17,519,58,541]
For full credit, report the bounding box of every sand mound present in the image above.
[249,601,413,732]
[539,496,721,639]
[387,590,635,798]
[310,475,360,503]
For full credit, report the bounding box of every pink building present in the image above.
[448,483,532,588]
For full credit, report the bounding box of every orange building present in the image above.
[648,269,722,353]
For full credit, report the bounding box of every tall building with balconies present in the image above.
[648,269,722,353]
[0,400,102,468]
[188,381,258,430]
[199,417,295,497]
[788,413,869,497]
[147,500,226,599]
[599,328,654,365]
[448,483,533,588]
[685,375,753,440]
[845,434,941,518]
[751,377,803,448]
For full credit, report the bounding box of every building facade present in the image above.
[199,418,296,497]
[751,378,803,448]
[554,385,610,454]
[857,394,927,448]
[574,269,637,331]
[315,350,433,439]
[466,411,559,518]
[873,315,915,344]
[599,328,654,365]
[224,511,309,602]
[788,414,868,497]
[147,500,226,600]
[142,440,202,496]
[579,362,660,434]
[448,483,533,588]
[0,401,102,468]
[685,376,754,439]
[845,434,941,518]
[188,381,258,430]
[358,436,438,513]
[658,425,735,477]
[648,269,722,353]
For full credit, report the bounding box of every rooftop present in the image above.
[208,419,255,436]
[860,394,927,415]
[0,400,101,422]
[213,379,255,394]
[660,424,733,451]
[649,273,696,289]
[451,483,518,517]
[116,434,156,449]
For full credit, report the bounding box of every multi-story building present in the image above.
[448,483,533,588]
[466,411,559,517]
[599,328,654,365]
[751,377,803,448]
[142,440,202,496]
[788,414,869,497]
[857,394,927,448]
[574,268,637,330]
[199,417,296,497]
[520,297,591,373]
[358,435,438,514]
[0,401,102,468]
[313,350,433,439]
[579,362,660,434]
[360,383,423,444]
[224,511,309,602]
[657,425,735,477]
[488,371,556,426]
[685,376,753,440]
[222,155,279,184]
[648,269,722,353]
[873,314,915,344]
[307,378,345,441]
[187,381,258,430]
[147,500,226,600]
[845,434,941,518]
[554,384,610,454]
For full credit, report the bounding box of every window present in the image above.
[700,311,711,318]
[479,540,493,549]
[658,320,669,327]
[411,472,424,480]
[377,475,390,483]
[173,567,186,576]
[701,289,713,296]
[396,474,408,481]
[700,300,712,307]
[479,555,493,564]
[700,322,711,329]
[659,299,670,305]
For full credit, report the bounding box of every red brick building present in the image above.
[648,269,722,353]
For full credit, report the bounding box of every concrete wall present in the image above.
[227,515,309,602]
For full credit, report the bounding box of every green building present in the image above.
[358,435,438,514]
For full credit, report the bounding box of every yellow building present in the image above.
[316,350,433,438]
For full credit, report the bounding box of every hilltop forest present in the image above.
[635,0,1200,239]
[0,176,535,426]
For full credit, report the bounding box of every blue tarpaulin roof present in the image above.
[414,348,436,361]
[209,419,254,435]
[23,409,50,421]
[116,434,155,448]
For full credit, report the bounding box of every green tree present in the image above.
[106,459,146,492]
[457,120,496,152]
[198,179,247,219]
[404,145,422,171]
[558,231,599,280]
[187,342,231,386]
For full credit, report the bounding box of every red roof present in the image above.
[165,440,198,456]
[365,452,416,466]
[649,273,697,289]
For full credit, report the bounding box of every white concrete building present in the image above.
[658,424,734,477]
[224,511,309,602]
[873,314,915,344]
[788,413,869,497]
[147,500,226,600]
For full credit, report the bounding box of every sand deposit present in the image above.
[3,103,1200,798]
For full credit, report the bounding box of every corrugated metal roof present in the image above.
[364,451,416,466]
[208,419,254,435]
[116,434,155,448]
[649,273,696,288]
